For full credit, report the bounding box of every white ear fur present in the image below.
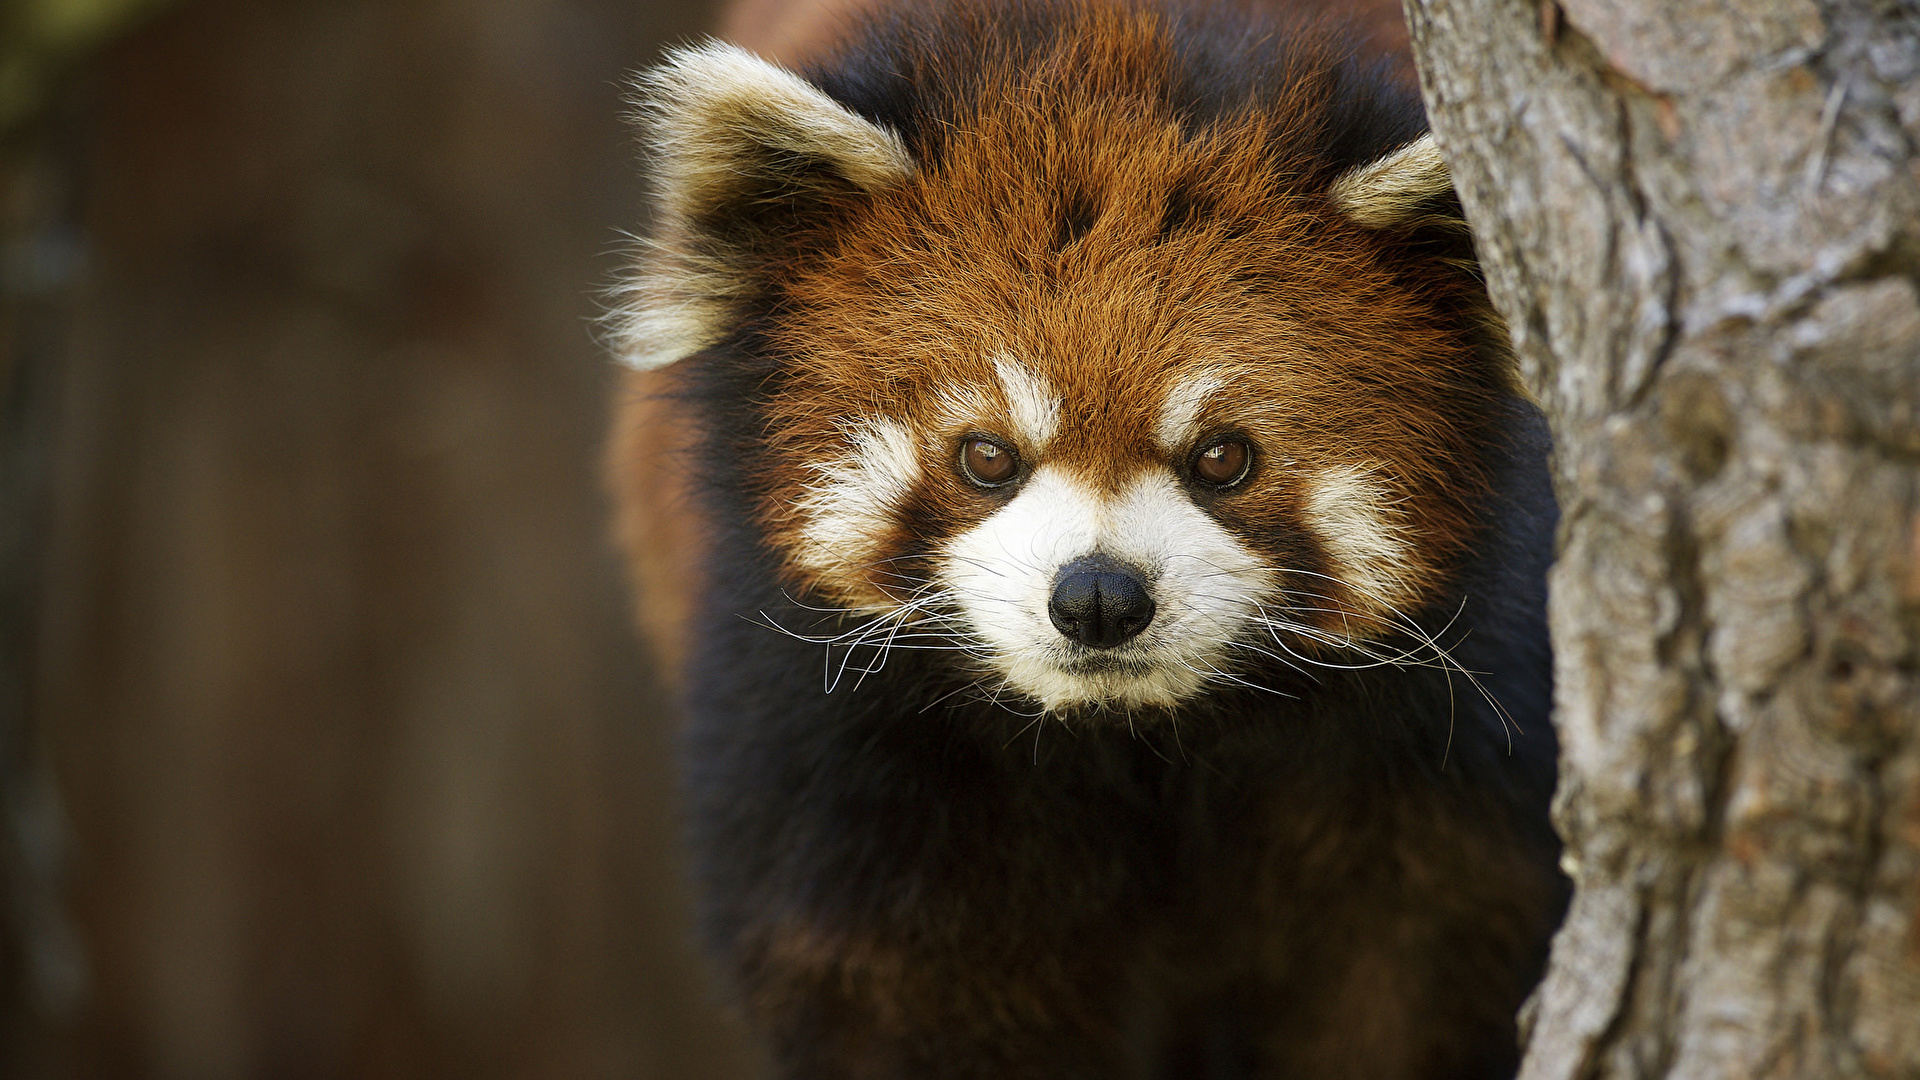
[1327,134,1454,229]
[615,43,915,370]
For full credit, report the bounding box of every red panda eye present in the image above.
[960,438,1018,486]
[1193,438,1251,487]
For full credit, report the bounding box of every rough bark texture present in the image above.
[1407,0,1920,1077]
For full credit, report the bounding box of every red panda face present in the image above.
[619,8,1508,714]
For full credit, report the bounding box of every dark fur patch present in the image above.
[1056,186,1103,249]
[1155,178,1211,241]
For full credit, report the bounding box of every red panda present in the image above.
[609,0,1567,1075]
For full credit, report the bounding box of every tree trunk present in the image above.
[1406,0,1920,1076]
[6,1,758,1077]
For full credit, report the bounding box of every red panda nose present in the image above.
[1048,556,1156,648]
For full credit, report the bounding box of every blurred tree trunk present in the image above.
[8,0,759,1077]
[2,106,88,1080]
[1408,0,1920,1076]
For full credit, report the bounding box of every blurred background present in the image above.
[1,0,760,1076]
[0,0,1405,1076]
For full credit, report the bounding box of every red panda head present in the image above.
[617,0,1515,714]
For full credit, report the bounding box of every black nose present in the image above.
[1048,556,1156,648]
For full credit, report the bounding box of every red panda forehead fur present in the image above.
[751,5,1496,622]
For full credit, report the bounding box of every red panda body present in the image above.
[612,1,1567,1075]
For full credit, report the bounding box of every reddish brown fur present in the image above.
[747,5,1497,629]
[608,365,706,683]
[619,0,1446,671]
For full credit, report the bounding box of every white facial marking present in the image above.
[1156,372,1224,452]
[1302,463,1421,615]
[793,417,920,606]
[940,465,1273,710]
[993,356,1061,450]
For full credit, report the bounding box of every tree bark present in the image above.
[1407,0,1920,1076]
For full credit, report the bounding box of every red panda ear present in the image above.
[616,43,915,370]
[1327,134,1458,230]
[1331,133,1527,396]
